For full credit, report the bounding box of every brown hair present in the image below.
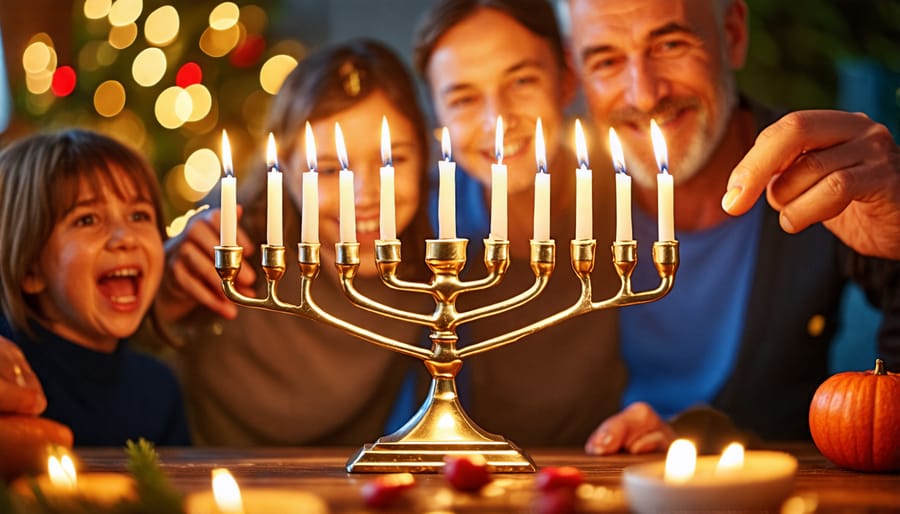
[243,39,432,255]
[0,129,164,334]
[413,0,568,79]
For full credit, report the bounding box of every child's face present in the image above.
[24,174,164,352]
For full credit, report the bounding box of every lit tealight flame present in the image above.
[335,122,349,170]
[495,115,504,164]
[649,119,668,174]
[535,118,546,173]
[48,454,77,490]
[305,121,317,171]
[211,468,245,514]
[664,439,697,484]
[441,127,452,161]
[221,129,233,177]
[609,127,626,174]
[574,119,589,170]
[381,115,392,167]
[266,132,278,171]
[716,442,745,473]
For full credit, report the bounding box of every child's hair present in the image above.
[0,129,165,334]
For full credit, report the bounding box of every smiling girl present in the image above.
[0,129,190,446]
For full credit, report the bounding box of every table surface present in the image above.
[75,443,899,513]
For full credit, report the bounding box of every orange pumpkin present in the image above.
[809,359,900,472]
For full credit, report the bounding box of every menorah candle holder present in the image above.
[214,236,678,473]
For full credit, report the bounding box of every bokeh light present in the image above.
[209,2,240,30]
[108,22,138,49]
[176,61,202,87]
[185,83,212,122]
[94,80,126,117]
[239,4,268,34]
[22,41,53,74]
[199,24,240,57]
[83,0,112,19]
[184,148,221,193]
[155,86,193,129]
[132,47,167,87]
[26,71,53,95]
[96,41,118,66]
[145,5,179,47]
[51,66,77,97]
[259,54,296,94]
[108,0,143,27]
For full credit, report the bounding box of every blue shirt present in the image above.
[2,316,191,446]
[619,199,765,418]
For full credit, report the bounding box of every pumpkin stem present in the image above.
[875,358,886,375]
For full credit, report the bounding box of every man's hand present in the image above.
[156,206,257,323]
[723,110,900,260]
[0,338,45,415]
[584,402,675,455]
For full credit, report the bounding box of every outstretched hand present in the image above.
[156,206,257,323]
[723,110,900,260]
[584,402,675,455]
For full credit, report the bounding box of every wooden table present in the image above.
[76,444,899,513]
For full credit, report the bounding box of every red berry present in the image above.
[534,488,578,514]
[442,455,492,492]
[361,473,415,508]
[535,466,584,492]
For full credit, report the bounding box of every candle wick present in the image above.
[385,158,393,167]
[660,163,669,175]
[538,164,547,174]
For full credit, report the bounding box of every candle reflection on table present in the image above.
[186,468,328,514]
[12,452,135,506]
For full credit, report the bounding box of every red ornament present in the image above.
[535,466,584,492]
[229,35,265,68]
[809,358,900,472]
[361,473,415,508]
[175,62,202,88]
[51,66,76,97]
[443,455,492,492]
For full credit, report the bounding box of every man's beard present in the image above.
[609,73,737,188]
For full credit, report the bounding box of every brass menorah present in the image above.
[214,236,678,473]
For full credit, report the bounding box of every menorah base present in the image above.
[345,439,536,473]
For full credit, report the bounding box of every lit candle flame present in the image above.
[441,126,452,161]
[381,115,392,167]
[574,119,589,169]
[609,127,626,174]
[535,118,547,174]
[335,122,349,170]
[650,119,668,174]
[212,468,245,514]
[495,115,504,164]
[221,129,233,177]
[266,132,278,171]
[716,442,745,473]
[664,439,696,484]
[305,122,317,171]
[48,454,77,490]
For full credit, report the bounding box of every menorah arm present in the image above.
[456,274,550,326]
[339,272,436,327]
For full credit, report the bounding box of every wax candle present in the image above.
[12,454,135,506]
[650,119,675,241]
[438,127,456,239]
[220,130,237,247]
[380,116,397,241]
[335,122,356,243]
[490,115,508,241]
[301,122,319,244]
[186,468,327,514]
[609,127,633,242]
[574,119,592,241]
[533,118,550,241]
[265,132,283,246]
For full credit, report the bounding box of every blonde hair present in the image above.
[0,129,164,334]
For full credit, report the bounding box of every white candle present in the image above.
[265,132,283,246]
[335,122,356,243]
[533,118,550,241]
[301,122,319,244]
[651,119,675,241]
[490,115,508,241]
[574,119,592,241]
[220,130,237,247]
[609,127,633,242]
[438,127,456,239]
[380,116,397,241]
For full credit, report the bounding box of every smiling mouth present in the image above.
[482,139,528,162]
[97,268,142,305]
